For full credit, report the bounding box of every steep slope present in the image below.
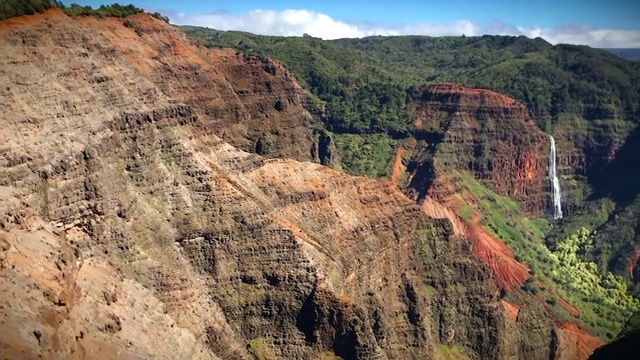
[328,36,640,292]
[2,8,322,161]
[0,9,581,359]
[0,187,214,360]
[187,28,640,218]
[185,25,640,342]
[399,84,546,293]
[408,84,548,215]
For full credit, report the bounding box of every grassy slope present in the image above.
[453,170,639,339]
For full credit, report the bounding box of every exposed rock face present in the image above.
[0,9,319,163]
[0,10,567,360]
[553,323,604,360]
[400,84,545,302]
[410,84,548,215]
[0,188,215,360]
[550,116,637,214]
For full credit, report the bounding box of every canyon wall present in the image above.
[407,84,549,215]
[0,10,567,360]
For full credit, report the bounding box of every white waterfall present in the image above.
[549,135,563,219]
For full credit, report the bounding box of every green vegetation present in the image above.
[0,1,150,22]
[5,3,637,344]
[589,311,640,359]
[184,27,640,139]
[545,195,640,298]
[333,133,396,178]
[423,285,437,296]
[181,29,640,329]
[548,228,640,331]
[460,205,474,222]
[453,170,639,339]
[334,36,640,128]
[123,18,143,36]
[435,343,470,360]
[0,0,64,20]
[182,27,417,135]
[149,11,169,23]
[592,196,640,295]
[248,337,275,360]
[61,3,143,18]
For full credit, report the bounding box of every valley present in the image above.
[0,2,639,359]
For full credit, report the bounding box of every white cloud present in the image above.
[168,9,640,48]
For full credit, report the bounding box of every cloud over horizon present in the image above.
[167,8,640,48]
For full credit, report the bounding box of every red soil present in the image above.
[427,83,522,108]
[502,300,520,322]
[419,190,530,292]
[544,286,581,317]
[557,322,604,360]
[0,7,64,31]
[390,147,405,186]
[463,221,530,291]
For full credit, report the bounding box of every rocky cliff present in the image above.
[407,84,549,216]
[549,115,636,215]
[398,85,548,289]
[0,9,602,360]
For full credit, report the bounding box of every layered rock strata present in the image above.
[0,10,600,360]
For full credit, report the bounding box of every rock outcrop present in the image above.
[410,84,548,215]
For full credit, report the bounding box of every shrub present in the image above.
[62,3,144,18]
[0,0,65,21]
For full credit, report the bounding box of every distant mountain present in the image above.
[602,48,640,60]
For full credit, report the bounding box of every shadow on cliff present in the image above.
[295,289,360,360]
[589,311,640,359]
[405,130,443,203]
[587,124,640,206]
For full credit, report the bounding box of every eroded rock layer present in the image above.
[0,10,598,360]
[411,84,548,215]
[0,10,504,360]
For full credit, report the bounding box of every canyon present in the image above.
[0,8,632,360]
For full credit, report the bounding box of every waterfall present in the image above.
[549,135,563,219]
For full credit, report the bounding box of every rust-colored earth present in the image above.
[502,300,520,323]
[545,286,581,317]
[427,83,523,108]
[390,146,406,187]
[0,9,608,360]
[555,323,605,360]
[419,175,530,292]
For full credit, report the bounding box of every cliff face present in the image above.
[404,85,546,286]
[0,9,321,162]
[396,84,609,358]
[0,10,560,360]
[410,84,548,215]
[550,115,637,214]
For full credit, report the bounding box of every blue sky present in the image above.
[69,0,640,47]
